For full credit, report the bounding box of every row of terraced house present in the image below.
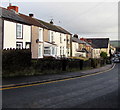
[0,5,116,59]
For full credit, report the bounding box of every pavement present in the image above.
[2,63,118,108]
[2,64,114,87]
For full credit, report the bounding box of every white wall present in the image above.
[49,30,67,57]
[72,42,79,57]
[4,20,16,49]
[92,48,101,58]
[3,20,31,49]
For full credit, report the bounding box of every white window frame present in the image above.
[52,47,55,55]
[39,28,43,42]
[60,46,62,55]
[38,45,42,58]
[60,34,62,43]
[63,47,64,55]
[44,47,51,55]
[16,23,22,39]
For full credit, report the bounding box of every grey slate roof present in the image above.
[72,37,85,44]
[1,7,72,35]
[37,19,72,35]
[57,26,72,35]
[1,7,31,25]
[86,38,109,48]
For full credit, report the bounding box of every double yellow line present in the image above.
[0,64,116,91]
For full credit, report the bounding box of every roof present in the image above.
[1,7,31,25]
[86,38,109,48]
[57,26,72,35]
[1,7,72,35]
[19,14,47,29]
[72,37,85,44]
[37,19,71,35]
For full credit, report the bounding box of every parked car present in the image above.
[114,57,120,63]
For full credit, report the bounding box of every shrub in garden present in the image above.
[100,52,108,59]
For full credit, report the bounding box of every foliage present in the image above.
[100,52,108,59]
[2,49,31,72]
[2,50,107,77]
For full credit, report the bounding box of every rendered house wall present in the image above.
[3,20,31,49]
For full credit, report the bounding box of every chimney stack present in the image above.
[73,34,78,38]
[29,13,34,17]
[50,19,53,24]
[7,4,19,12]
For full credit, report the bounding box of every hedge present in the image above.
[2,49,31,73]
[2,49,109,77]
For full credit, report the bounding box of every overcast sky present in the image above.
[1,0,119,40]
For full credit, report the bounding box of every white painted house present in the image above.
[1,5,72,59]
[1,6,31,50]
[37,20,72,58]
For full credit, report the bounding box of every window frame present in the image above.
[16,23,23,39]
[38,28,43,42]
[44,47,51,55]
[38,45,42,58]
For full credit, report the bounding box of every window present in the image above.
[16,24,22,38]
[48,31,50,42]
[60,46,62,55]
[63,47,64,55]
[39,29,43,41]
[52,47,55,55]
[38,45,42,57]
[16,42,23,49]
[51,32,54,42]
[60,34,62,43]
[44,47,51,55]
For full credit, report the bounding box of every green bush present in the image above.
[100,52,108,59]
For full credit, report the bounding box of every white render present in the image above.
[72,41,86,58]
[3,20,31,49]
[48,30,68,57]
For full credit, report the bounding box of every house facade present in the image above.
[86,38,110,58]
[18,6,72,59]
[1,6,31,50]
[72,36,87,58]
[37,19,72,58]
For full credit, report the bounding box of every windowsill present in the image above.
[16,37,23,39]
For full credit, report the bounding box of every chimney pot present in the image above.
[29,13,34,17]
[50,20,53,24]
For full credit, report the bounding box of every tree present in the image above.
[100,52,108,59]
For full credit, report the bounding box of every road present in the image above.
[2,64,119,108]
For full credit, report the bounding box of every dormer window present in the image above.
[16,23,22,39]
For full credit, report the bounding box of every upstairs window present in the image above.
[16,24,22,39]
[51,32,54,42]
[39,29,43,41]
[60,34,62,43]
